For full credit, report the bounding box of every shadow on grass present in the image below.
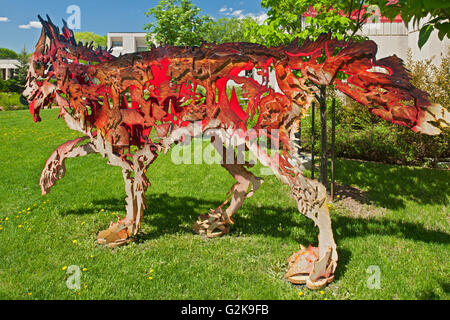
[63,192,450,246]
[334,159,450,210]
[59,191,449,284]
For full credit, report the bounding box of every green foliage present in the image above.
[13,48,30,94]
[0,92,24,110]
[405,49,449,108]
[0,48,18,59]
[202,17,257,44]
[251,0,373,46]
[143,0,212,46]
[74,32,107,49]
[368,0,450,48]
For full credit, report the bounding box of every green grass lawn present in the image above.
[0,109,449,300]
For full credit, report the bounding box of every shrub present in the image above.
[0,92,26,111]
[0,79,22,93]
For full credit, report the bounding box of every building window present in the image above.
[137,46,147,52]
[111,38,123,47]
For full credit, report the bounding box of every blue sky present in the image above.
[0,0,267,53]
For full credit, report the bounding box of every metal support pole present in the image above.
[319,86,328,190]
[331,98,336,201]
[311,102,315,179]
[298,121,301,153]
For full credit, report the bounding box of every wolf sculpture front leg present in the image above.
[40,136,96,195]
[97,144,160,247]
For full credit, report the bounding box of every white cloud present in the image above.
[19,21,42,29]
[0,17,10,22]
[231,11,268,24]
[219,5,233,15]
[248,12,268,24]
[218,5,267,24]
[231,10,243,17]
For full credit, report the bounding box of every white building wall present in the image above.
[0,59,19,80]
[406,19,450,65]
[358,19,449,65]
[107,32,148,56]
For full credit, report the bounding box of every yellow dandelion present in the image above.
[72,240,77,244]
[62,266,67,271]
[319,290,325,295]
[149,269,154,273]
[90,255,94,259]
[82,268,87,272]
[100,209,104,212]
[27,208,31,211]
[28,292,32,296]
[16,216,19,218]
[18,225,22,228]
[5,217,8,221]
[84,285,88,289]
[81,221,85,225]
[298,292,304,296]
[148,276,153,280]
[0,227,3,230]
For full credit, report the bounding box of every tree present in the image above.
[74,32,107,49]
[202,17,257,44]
[367,0,449,49]
[250,0,372,47]
[13,47,30,93]
[143,0,212,46]
[0,48,18,59]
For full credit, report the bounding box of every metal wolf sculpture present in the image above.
[23,16,449,289]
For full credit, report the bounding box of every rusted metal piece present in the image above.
[23,16,449,289]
